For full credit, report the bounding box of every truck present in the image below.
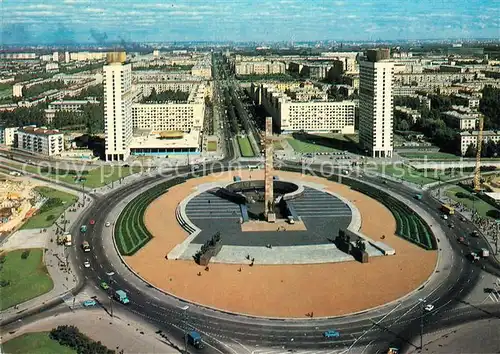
[441,204,455,215]
[414,194,422,200]
[81,241,91,252]
[186,331,203,349]
[114,290,130,304]
[80,225,87,233]
[480,248,490,258]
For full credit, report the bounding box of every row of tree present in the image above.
[50,325,116,354]
[22,80,66,98]
[141,88,189,103]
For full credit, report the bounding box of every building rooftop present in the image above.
[18,126,62,136]
[130,129,200,149]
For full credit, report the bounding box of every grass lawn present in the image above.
[445,185,500,219]
[0,249,54,310]
[399,152,462,160]
[373,164,470,186]
[207,140,217,152]
[21,187,77,230]
[273,141,284,150]
[4,162,141,188]
[2,332,75,354]
[286,137,341,153]
[237,136,255,157]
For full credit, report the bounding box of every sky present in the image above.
[0,0,498,44]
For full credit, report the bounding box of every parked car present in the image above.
[82,299,97,307]
[100,282,110,290]
[323,330,340,338]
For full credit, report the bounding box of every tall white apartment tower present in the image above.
[359,49,394,158]
[104,52,133,161]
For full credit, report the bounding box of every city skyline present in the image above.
[0,0,498,45]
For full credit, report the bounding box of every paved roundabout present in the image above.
[62,162,500,353]
[116,169,437,318]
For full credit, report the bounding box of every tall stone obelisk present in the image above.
[264,117,276,222]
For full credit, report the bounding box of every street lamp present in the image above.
[418,298,426,349]
[179,305,189,353]
[106,271,115,318]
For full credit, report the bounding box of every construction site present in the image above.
[0,177,41,235]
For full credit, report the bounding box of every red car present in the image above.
[89,219,95,225]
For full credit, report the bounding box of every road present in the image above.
[66,159,500,354]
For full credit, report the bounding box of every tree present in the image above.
[464,143,476,157]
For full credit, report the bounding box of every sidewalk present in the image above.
[0,308,182,354]
[0,186,92,324]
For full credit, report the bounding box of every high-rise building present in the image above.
[104,52,132,161]
[359,49,394,158]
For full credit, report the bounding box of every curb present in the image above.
[109,167,446,321]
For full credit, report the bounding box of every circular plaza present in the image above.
[120,169,438,318]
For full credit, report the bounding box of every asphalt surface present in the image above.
[66,160,500,354]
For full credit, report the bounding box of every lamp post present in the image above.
[106,271,115,318]
[179,305,189,353]
[418,298,426,349]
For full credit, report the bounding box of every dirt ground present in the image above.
[126,170,437,318]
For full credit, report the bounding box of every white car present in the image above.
[442,214,448,220]
[83,260,91,268]
[424,304,434,312]
[105,222,111,227]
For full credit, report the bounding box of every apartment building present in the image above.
[45,98,100,123]
[104,52,133,162]
[453,93,480,109]
[394,106,421,124]
[131,84,205,132]
[252,83,355,134]
[234,61,286,75]
[460,131,500,155]
[14,126,64,156]
[443,105,480,130]
[359,49,394,158]
[0,126,18,146]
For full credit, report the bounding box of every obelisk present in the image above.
[264,117,276,222]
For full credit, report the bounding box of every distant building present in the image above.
[234,61,286,76]
[443,105,480,130]
[12,84,23,98]
[394,106,421,124]
[45,62,59,72]
[0,126,18,146]
[104,52,132,161]
[53,52,59,62]
[359,49,394,158]
[45,98,100,123]
[252,83,356,134]
[0,53,36,60]
[14,126,64,156]
[460,130,500,155]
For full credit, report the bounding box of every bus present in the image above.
[441,204,455,215]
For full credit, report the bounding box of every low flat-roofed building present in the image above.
[130,129,201,156]
[459,130,500,155]
[14,126,64,156]
[45,98,100,123]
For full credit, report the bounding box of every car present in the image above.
[83,260,91,268]
[457,237,470,246]
[424,304,434,312]
[460,216,467,222]
[448,223,454,228]
[100,281,110,290]
[323,330,340,338]
[442,214,448,220]
[82,299,97,307]
[471,231,479,237]
[89,219,95,225]
[105,222,111,227]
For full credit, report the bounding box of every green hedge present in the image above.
[115,177,186,255]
